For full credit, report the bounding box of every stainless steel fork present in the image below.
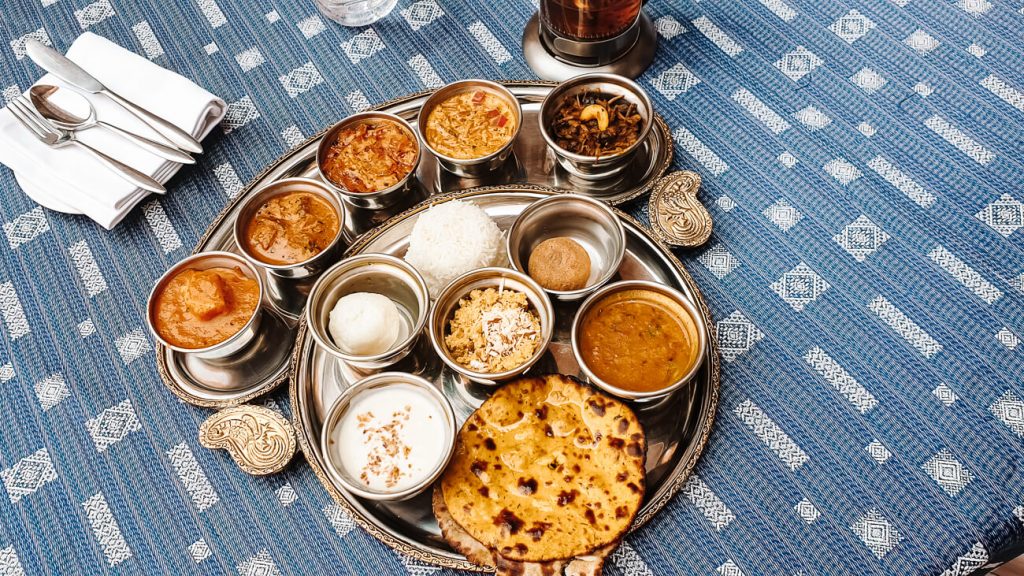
[8,96,165,194]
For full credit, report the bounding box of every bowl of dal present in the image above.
[571,280,706,400]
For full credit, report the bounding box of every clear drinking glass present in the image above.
[315,0,397,26]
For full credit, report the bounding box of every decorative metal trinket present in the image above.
[199,405,297,476]
[648,171,713,248]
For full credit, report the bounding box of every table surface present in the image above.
[1,0,1023,575]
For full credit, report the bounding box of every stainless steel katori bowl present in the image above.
[146,251,264,360]
[539,73,654,181]
[320,372,456,501]
[570,280,708,401]
[418,79,522,177]
[316,111,421,210]
[429,267,554,385]
[306,253,430,370]
[232,177,346,280]
[506,194,626,302]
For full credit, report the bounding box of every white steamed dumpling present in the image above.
[328,292,402,355]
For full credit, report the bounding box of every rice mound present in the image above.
[404,200,504,296]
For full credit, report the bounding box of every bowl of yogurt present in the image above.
[320,372,456,501]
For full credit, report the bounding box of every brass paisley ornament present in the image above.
[199,405,296,475]
[648,171,713,248]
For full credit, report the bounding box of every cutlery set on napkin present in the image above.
[0,33,226,229]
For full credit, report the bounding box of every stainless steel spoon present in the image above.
[30,85,195,164]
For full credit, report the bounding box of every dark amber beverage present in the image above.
[540,0,642,41]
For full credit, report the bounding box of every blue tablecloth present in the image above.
[2,0,1023,574]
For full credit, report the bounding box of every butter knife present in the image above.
[24,39,203,154]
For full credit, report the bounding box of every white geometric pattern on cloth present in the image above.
[654,16,685,39]
[980,75,1024,112]
[0,546,25,576]
[692,16,743,57]
[717,559,745,576]
[924,115,995,166]
[132,21,164,59]
[82,492,132,567]
[4,206,50,249]
[867,155,936,208]
[851,509,902,559]
[401,0,444,31]
[778,151,798,168]
[717,310,764,363]
[830,9,875,44]
[115,327,152,365]
[868,295,942,358]
[682,473,736,531]
[346,90,371,112]
[913,82,934,98]
[866,440,892,464]
[275,483,296,507]
[803,347,878,413]
[1,448,57,503]
[793,106,831,130]
[408,54,443,89]
[923,449,973,497]
[764,198,802,231]
[975,194,1023,237]
[734,399,810,471]
[238,549,280,576]
[771,262,830,312]
[933,383,959,407]
[775,46,822,82]
[967,43,986,58]
[760,0,797,21]
[2,85,19,104]
[609,541,654,576]
[76,319,97,337]
[823,158,862,185]
[188,539,211,563]
[927,245,1001,304]
[266,10,280,23]
[69,240,108,297]
[957,0,992,16]
[858,122,877,137]
[467,22,511,64]
[991,391,1024,437]
[0,363,14,383]
[142,199,182,253]
[651,64,702,101]
[223,96,261,134]
[204,42,219,55]
[10,28,51,61]
[297,15,326,39]
[166,443,220,512]
[75,0,115,30]
[0,282,30,340]
[698,243,739,279]
[996,328,1020,351]
[324,503,355,537]
[279,62,324,98]
[86,399,141,453]
[904,29,939,54]
[851,68,886,94]
[716,195,737,211]
[673,127,727,176]
[939,542,989,576]
[795,498,820,523]
[196,0,227,28]
[1016,506,1024,526]
[397,552,441,575]
[281,125,304,149]
[1012,274,1024,294]
[214,162,244,199]
[732,88,789,134]
[34,373,69,412]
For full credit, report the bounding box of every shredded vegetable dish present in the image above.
[425,90,517,159]
[322,120,417,193]
[550,91,643,158]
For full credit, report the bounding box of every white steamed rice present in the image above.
[404,200,504,296]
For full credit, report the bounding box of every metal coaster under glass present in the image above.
[522,12,658,81]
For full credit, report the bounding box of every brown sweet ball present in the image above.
[527,237,591,291]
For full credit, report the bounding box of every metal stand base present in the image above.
[522,12,658,81]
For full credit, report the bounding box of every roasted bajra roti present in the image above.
[439,374,646,564]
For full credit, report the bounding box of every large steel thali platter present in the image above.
[291,186,720,570]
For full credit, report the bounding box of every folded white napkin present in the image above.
[0,32,226,229]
